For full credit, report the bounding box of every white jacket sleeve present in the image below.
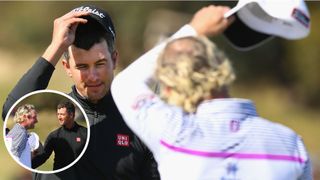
[111,25,197,151]
[297,136,313,180]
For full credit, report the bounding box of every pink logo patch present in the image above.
[76,137,81,142]
[116,134,130,147]
[230,120,240,132]
[131,94,155,110]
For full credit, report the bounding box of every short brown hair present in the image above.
[57,101,75,115]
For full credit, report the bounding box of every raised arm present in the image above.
[2,11,89,121]
[42,11,89,66]
[111,5,234,149]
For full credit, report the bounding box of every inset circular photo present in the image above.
[3,90,90,174]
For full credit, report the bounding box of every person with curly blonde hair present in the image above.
[156,36,235,113]
[6,104,38,167]
[112,4,312,180]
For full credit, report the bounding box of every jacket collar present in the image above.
[62,121,79,131]
[69,85,116,112]
[196,98,258,116]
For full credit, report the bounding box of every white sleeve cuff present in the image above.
[171,24,198,39]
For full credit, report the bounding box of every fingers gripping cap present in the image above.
[72,5,116,40]
[223,0,310,51]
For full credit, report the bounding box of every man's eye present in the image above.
[76,65,88,70]
[97,62,106,66]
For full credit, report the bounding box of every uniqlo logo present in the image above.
[116,134,130,147]
[76,137,81,142]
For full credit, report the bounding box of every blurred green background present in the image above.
[0,1,319,179]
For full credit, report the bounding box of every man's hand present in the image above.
[42,11,90,66]
[51,11,90,50]
[190,5,234,37]
[31,141,43,159]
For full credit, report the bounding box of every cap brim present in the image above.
[224,14,273,51]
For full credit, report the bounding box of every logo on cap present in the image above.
[292,8,310,28]
[73,6,105,19]
[72,6,116,39]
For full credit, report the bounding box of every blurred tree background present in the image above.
[0,1,319,180]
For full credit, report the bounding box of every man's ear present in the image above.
[111,50,119,70]
[62,59,72,77]
[70,112,75,119]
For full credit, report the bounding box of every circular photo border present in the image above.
[3,89,90,174]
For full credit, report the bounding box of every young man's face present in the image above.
[63,40,118,103]
[57,107,74,127]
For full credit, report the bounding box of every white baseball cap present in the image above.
[223,0,311,51]
[28,132,40,152]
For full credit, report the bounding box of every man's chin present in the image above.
[87,92,107,103]
[87,97,101,104]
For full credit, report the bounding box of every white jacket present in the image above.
[111,25,312,180]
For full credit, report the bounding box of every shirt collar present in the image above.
[16,123,28,131]
[63,121,79,131]
[196,98,258,116]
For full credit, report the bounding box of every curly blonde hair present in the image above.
[155,36,235,113]
[13,104,35,123]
